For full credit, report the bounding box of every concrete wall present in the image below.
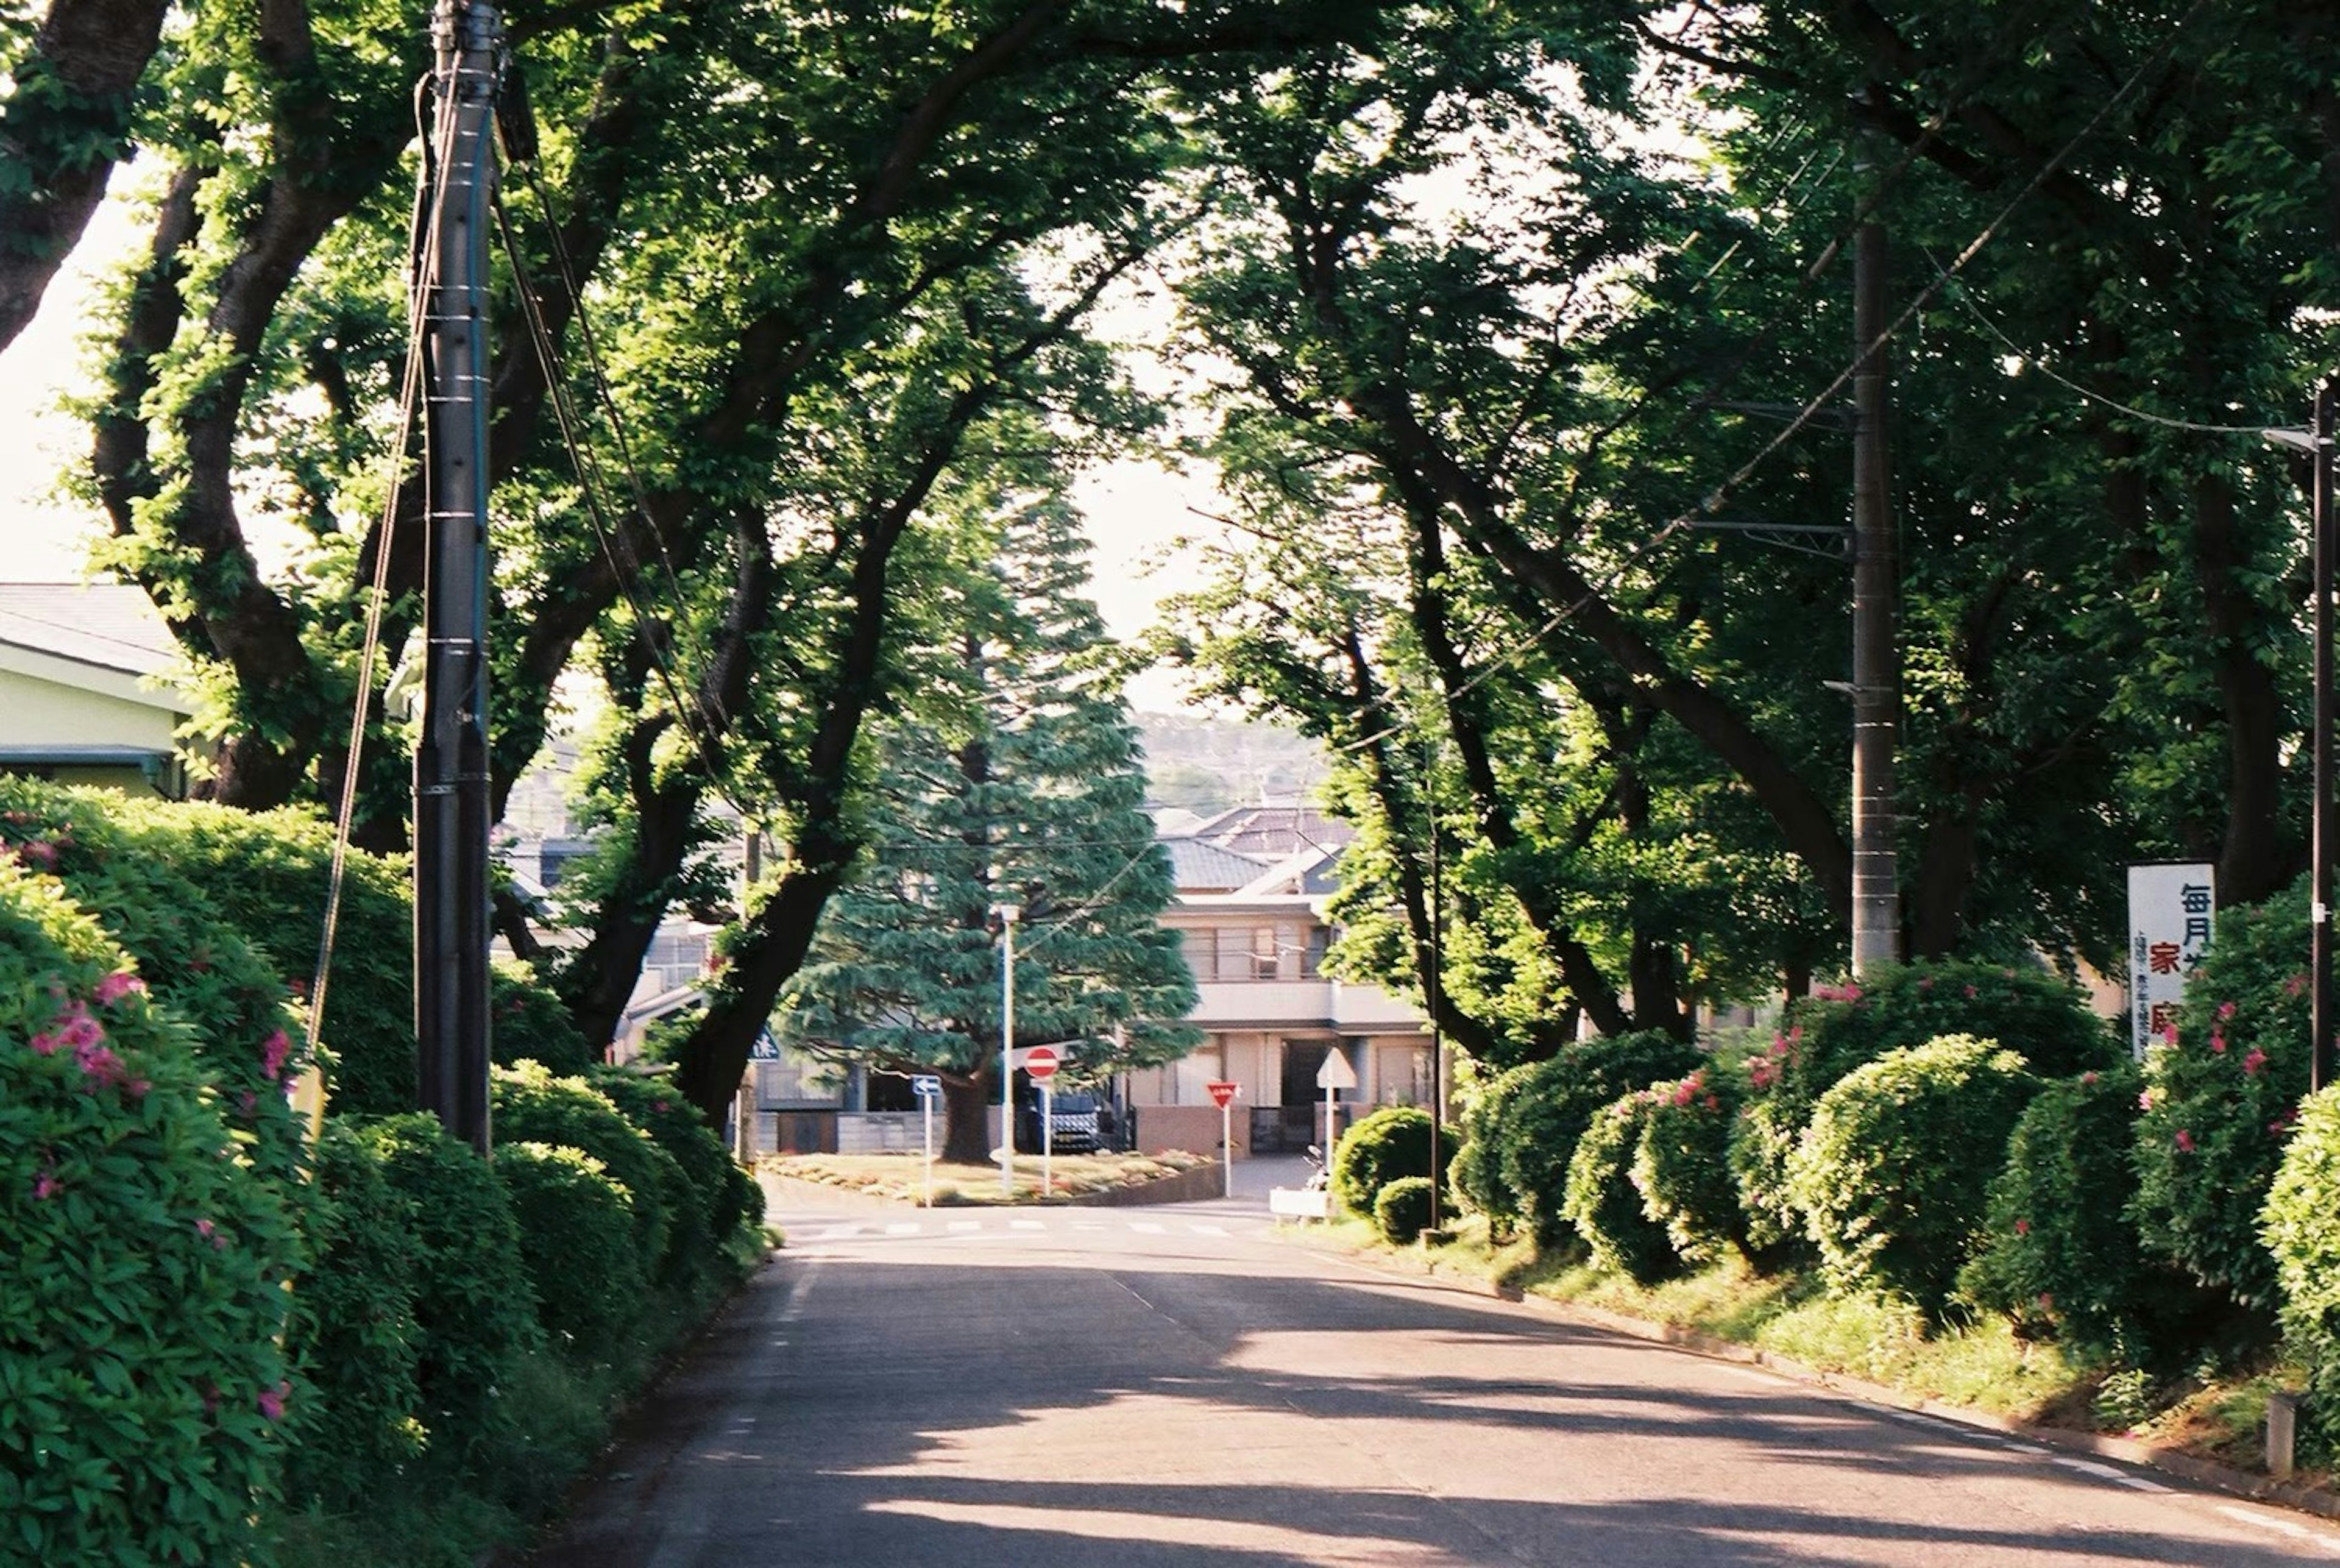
[1134,1102,1242,1158]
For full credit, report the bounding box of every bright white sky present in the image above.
[0,199,1224,709]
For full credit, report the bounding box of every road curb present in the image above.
[1303,1229,2340,1524]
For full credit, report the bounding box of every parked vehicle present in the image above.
[1047,1090,1104,1152]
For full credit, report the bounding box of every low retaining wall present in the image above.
[1135,1104,1245,1158]
[1064,1161,1227,1207]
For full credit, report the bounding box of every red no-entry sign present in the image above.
[1024,1045,1059,1082]
[1207,1080,1238,1109]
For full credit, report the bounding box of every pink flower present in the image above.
[2288,973,2311,999]
[1673,1080,1696,1107]
[27,1031,57,1055]
[2038,1293,2055,1314]
[2014,1218,2030,1235]
[15,839,57,868]
[1703,1093,1721,1111]
[75,1041,126,1090]
[2244,1048,2268,1077]
[1964,985,1979,999]
[2175,1129,2195,1153]
[2218,1001,2238,1021]
[2162,1023,2180,1046]
[260,1030,291,1082]
[2139,1088,2156,1110]
[93,971,146,1006]
[652,1101,671,1114]
[32,1171,59,1201]
[2211,1032,2227,1054]
[195,1218,225,1250]
[2082,1071,2101,1087]
[238,1090,258,1118]
[56,1015,102,1051]
[257,1382,288,1422]
[1917,976,1935,992]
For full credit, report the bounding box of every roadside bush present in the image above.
[1497,1030,1700,1245]
[1562,1091,1678,1285]
[355,1114,542,1475]
[1787,1034,2037,1318]
[1450,1063,1535,1232]
[1374,1176,1437,1245]
[497,1142,646,1358]
[2135,879,2310,1310]
[283,1122,425,1513]
[1331,1105,1458,1218]
[1732,960,2112,1260]
[2263,1085,2340,1456]
[0,863,299,1566]
[0,779,310,1182]
[1634,1067,1745,1266]
[587,1065,750,1280]
[1959,1066,2181,1355]
[492,1062,681,1279]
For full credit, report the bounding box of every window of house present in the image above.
[1250,927,1280,981]
[1303,926,1331,977]
[1182,929,1216,983]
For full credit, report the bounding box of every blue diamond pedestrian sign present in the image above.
[910,1074,943,1099]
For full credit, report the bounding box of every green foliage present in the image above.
[491,958,595,1077]
[1958,1066,2175,1356]
[1495,1031,1701,1244]
[1562,1092,1679,1286]
[1633,1067,1745,1267]
[491,1062,680,1282]
[2135,881,2310,1310]
[0,779,310,1181]
[1733,960,2111,1257]
[1374,1176,1437,1246]
[282,1122,425,1514]
[586,1065,757,1279]
[1787,1035,2038,1318]
[495,1142,645,1361]
[1331,1105,1457,1217]
[1450,1062,1535,1230]
[352,1115,542,1477]
[2263,1086,2340,1456]
[0,862,299,1567]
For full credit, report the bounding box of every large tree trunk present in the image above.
[941,1070,996,1166]
[0,0,171,351]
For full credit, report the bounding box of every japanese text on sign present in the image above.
[2129,863,2215,1060]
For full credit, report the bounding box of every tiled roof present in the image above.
[1189,803,1355,861]
[1161,835,1275,893]
[0,583,180,678]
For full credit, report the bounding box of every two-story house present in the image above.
[1124,804,1430,1158]
[0,582,195,796]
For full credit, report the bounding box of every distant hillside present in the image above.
[1133,711,1330,814]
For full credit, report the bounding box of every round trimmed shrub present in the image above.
[498,1141,646,1358]
[1562,1091,1678,1284]
[1451,1062,1535,1232]
[0,779,309,1183]
[1958,1065,2174,1353]
[1495,1031,1700,1245]
[283,1121,425,1512]
[1330,1105,1458,1219]
[2134,879,2310,1310]
[492,957,595,1077]
[1787,1034,2038,1317]
[2263,1085,2340,1456]
[1634,1066,1745,1266]
[1374,1176,1437,1245]
[493,1062,682,1280]
[0,862,299,1566]
[1732,959,2113,1258]
[355,1113,542,1474]
[587,1065,748,1280]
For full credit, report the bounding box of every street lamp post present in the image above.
[995,904,1019,1197]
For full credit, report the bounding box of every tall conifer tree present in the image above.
[781,497,1196,1162]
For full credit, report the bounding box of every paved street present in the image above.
[531,1175,2340,1567]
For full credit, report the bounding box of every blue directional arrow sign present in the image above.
[910,1074,943,1099]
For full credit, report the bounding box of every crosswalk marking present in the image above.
[1130,1221,1166,1234]
[793,1213,1262,1244]
[946,1219,980,1233]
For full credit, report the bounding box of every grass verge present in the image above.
[763,1149,1213,1204]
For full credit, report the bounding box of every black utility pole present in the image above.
[1848,204,1901,977]
[1425,757,1444,1235]
[2314,378,2336,1093]
[414,0,500,1152]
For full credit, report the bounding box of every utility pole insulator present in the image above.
[414,0,502,1153]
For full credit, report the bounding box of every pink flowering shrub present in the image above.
[1561,1090,1680,1284]
[1634,1067,1746,1265]
[0,862,299,1564]
[2133,878,2311,1310]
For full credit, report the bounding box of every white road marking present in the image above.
[1877,1409,1959,1431]
[1010,1218,1044,1232]
[885,1222,921,1236]
[946,1220,980,1233]
[1188,1222,1228,1236]
[2048,1456,2163,1491]
[2216,1504,2340,1556]
[1130,1221,1166,1234]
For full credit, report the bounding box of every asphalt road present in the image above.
[530,1176,2340,1567]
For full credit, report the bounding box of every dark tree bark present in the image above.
[0,0,172,350]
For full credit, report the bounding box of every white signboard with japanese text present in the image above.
[2129,862,2216,1059]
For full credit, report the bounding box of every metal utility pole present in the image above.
[414,0,500,1152]
[2314,378,2336,1093]
[1848,205,1901,977]
[1425,761,1444,1236]
[996,904,1019,1197]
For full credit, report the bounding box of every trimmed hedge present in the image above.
[492,1062,682,1281]
[1374,1176,1437,1245]
[1633,1067,1744,1266]
[2264,1086,2340,1455]
[1331,1105,1457,1218]
[1495,1031,1700,1245]
[2135,880,2310,1310]
[1450,1063,1535,1231]
[354,1115,543,1475]
[1562,1091,1678,1285]
[1788,1034,2037,1317]
[283,1122,425,1513]
[0,862,299,1567]
[586,1065,757,1281]
[1959,1066,2163,1354]
[497,1142,646,1360]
